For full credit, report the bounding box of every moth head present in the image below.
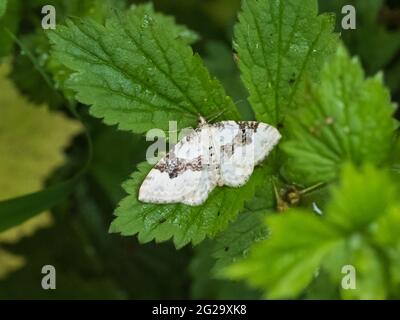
[198,116,208,127]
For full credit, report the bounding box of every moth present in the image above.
[139,117,281,206]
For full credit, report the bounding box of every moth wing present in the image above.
[212,121,281,187]
[251,122,281,165]
[139,127,218,206]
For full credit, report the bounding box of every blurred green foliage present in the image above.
[0,0,399,299]
[227,164,400,299]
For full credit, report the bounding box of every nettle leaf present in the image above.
[9,32,65,109]
[320,164,400,299]
[110,162,268,248]
[129,3,200,45]
[212,174,275,275]
[49,6,270,248]
[212,209,269,277]
[372,207,400,288]
[225,211,342,299]
[234,0,338,125]
[331,240,387,300]
[204,41,253,120]
[190,241,261,299]
[325,164,397,232]
[8,0,126,109]
[282,46,398,185]
[226,164,400,299]
[48,6,239,134]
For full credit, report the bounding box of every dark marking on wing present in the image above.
[221,144,234,158]
[154,152,203,179]
[216,121,260,159]
[238,121,259,132]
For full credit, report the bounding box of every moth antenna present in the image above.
[205,108,228,123]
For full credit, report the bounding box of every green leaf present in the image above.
[213,209,269,277]
[48,7,239,134]
[190,241,261,299]
[212,170,276,277]
[8,0,127,108]
[344,245,387,300]
[303,269,340,299]
[204,41,253,120]
[109,162,268,249]
[225,164,400,299]
[225,211,341,299]
[128,3,199,45]
[320,164,397,299]
[9,33,65,109]
[211,170,275,269]
[322,234,389,300]
[325,164,397,231]
[282,46,398,185]
[234,0,338,125]
[0,179,77,233]
[323,164,400,300]
[372,207,400,249]
[370,206,400,290]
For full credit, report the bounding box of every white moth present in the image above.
[139,118,281,206]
